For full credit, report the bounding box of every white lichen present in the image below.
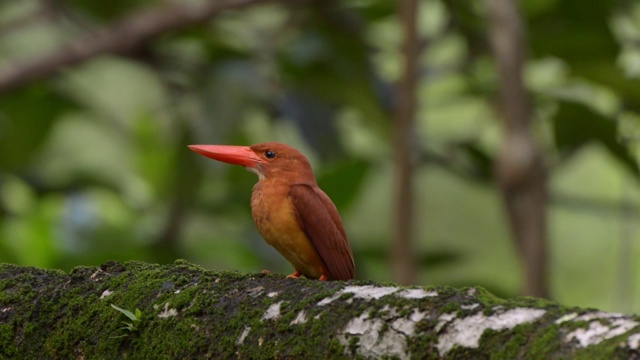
[554,311,640,348]
[555,312,578,324]
[397,288,438,299]
[236,326,251,345]
[157,303,178,318]
[338,306,427,360]
[318,285,400,305]
[435,312,457,332]
[290,310,308,325]
[340,311,407,360]
[246,286,264,297]
[565,318,639,347]
[99,289,113,299]
[628,333,640,349]
[261,301,283,321]
[89,269,106,281]
[436,307,546,356]
[390,310,427,335]
[573,312,625,322]
[267,291,279,298]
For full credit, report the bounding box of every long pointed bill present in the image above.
[188,145,264,168]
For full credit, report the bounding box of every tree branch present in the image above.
[0,0,273,93]
[2,261,640,358]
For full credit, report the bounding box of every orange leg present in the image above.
[319,274,328,281]
[286,270,302,279]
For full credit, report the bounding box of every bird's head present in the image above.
[188,142,317,183]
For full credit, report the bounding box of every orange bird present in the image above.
[188,142,355,281]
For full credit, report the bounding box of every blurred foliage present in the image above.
[1,0,640,314]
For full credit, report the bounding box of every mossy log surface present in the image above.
[1,260,640,359]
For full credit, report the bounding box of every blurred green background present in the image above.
[2,0,640,314]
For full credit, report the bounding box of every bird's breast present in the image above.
[251,182,326,278]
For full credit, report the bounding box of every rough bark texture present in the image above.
[487,0,549,298]
[2,261,640,359]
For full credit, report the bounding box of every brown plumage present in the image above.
[189,142,355,281]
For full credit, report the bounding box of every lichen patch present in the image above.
[555,312,578,324]
[565,318,639,347]
[99,290,113,299]
[396,288,437,299]
[318,285,400,305]
[628,333,640,349]
[89,269,107,281]
[261,301,283,321]
[461,304,479,310]
[435,312,457,332]
[436,307,546,356]
[338,306,427,359]
[290,310,307,325]
[574,312,625,322]
[246,286,264,297]
[236,326,251,345]
[390,309,426,336]
[157,303,178,318]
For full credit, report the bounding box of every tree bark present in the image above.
[487,0,549,298]
[2,261,640,359]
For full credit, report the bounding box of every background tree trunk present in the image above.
[391,0,421,285]
[487,0,549,298]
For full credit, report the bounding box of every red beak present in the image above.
[188,145,264,168]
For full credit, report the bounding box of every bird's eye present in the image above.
[265,150,276,159]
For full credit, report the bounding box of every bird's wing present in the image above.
[289,184,355,280]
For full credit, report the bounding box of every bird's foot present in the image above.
[319,274,328,281]
[261,269,272,274]
[286,270,302,279]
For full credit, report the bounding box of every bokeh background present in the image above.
[2,0,640,314]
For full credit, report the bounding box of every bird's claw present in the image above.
[261,269,272,274]
[286,270,302,279]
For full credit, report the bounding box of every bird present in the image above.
[188,142,355,281]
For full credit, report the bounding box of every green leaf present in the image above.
[317,159,370,211]
[0,84,75,170]
[458,143,494,182]
[553,100,639,178]
[111,304,139,322]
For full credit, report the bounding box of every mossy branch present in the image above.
[1,260,639,359]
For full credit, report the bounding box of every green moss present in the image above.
[440,301,461,314]
[0,323,17,357]
[4,261,639,359]
[528,324,561,358]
